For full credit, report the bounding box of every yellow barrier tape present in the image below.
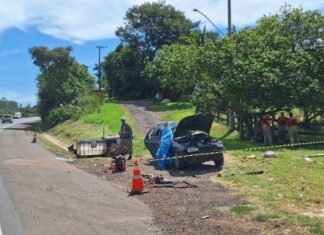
[145,140,324,162]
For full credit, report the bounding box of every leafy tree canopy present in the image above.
[29,47,95,120]
[116,1,194,60]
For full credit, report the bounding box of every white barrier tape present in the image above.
[145,140,324,162]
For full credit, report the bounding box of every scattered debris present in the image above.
[106,155,126,173]
[161,98,170,103]
[142,174,198,188]
[201,215,210,219]
[46,186,55,191]
[263,151,278,158]
[241,155,257,162]
[246,170,264,175]
[277,193,284,199]
[304,153,324,158]
[304,157,318,164]
[192,174,201,178]
[55,157,74,162]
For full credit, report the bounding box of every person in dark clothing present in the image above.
[119,116,133,160]
[277,112,287,144]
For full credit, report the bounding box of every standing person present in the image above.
[155,121,174,169]
[119,116,133,160]
[262,114,272,146]
[287,112,299,144]
[277,112,287,144]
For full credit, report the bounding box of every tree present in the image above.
[116,1,194,61]
[103,45,151,99]
[145,39,225,104]
[0,97,18,114]
[145,5,323,135]
[29,47,95,120]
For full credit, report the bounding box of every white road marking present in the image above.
[0,224,3,235]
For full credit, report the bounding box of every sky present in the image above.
[0,0,323,106]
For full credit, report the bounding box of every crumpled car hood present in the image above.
[174,114,214,137]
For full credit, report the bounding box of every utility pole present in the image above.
[193,3,235,131]
[228,0,232,36]
[96,46,107,90]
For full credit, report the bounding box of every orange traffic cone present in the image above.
[31,133,37,143]
[128,160,147,194]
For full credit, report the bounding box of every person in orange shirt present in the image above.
[287,112,299,144]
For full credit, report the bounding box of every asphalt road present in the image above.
[0,118,160,235]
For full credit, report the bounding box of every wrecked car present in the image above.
[144,114,224,170]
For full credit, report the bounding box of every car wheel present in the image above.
[175,153,187,170]
[214,153,224,168]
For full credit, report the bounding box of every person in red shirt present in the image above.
[262,114,272,146]
[287,112,299,144]
[277,112,287,144]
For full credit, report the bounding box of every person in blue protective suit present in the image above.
[155,121,174,169]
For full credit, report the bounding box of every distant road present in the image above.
[0,118,160,235]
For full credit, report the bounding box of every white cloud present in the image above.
[0,0,323,43]
[0,90,36,106]
[0,49,20,56]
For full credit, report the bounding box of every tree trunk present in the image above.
[228,101,235,131]
[253,116,258,142]
[239,116,244,140]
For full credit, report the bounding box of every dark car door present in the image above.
[144,127,161,157]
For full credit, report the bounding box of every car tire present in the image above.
[214,153,224,168]
[175,153,187,170]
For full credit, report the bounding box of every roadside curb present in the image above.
[40,133,69,152]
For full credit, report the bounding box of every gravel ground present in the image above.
[121,100,161,135]
[71,158,263,235]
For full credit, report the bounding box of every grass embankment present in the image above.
[49,100,147,157]
[151,100,324,234]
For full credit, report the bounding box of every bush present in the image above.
[46,92,105,127]
[74,92,105,114]
[47,105,82,126]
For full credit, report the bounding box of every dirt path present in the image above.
[121,100,161,135]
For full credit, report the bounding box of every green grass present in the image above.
[215,144,324,234]
[81,100,124,134]
[254,214,279,222]
[150,101,195,121]
[230,205,256,215]
[49,100,147,157]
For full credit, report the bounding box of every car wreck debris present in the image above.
[144,114,225,170]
